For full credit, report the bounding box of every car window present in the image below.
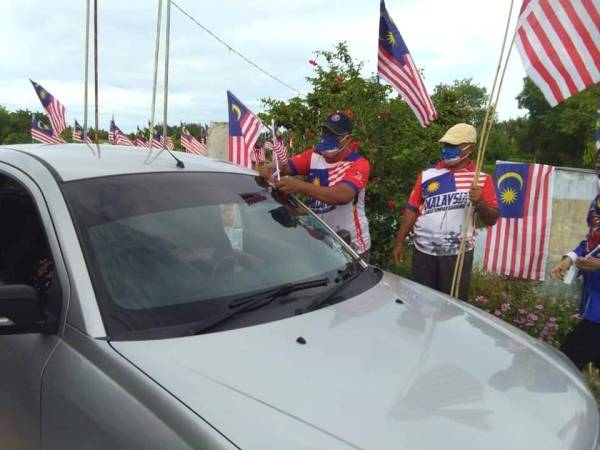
[63,172,379,338]
[0,173,62,326]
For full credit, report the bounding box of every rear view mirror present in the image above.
[0,284,45,334]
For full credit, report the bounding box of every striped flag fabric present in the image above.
[264,136,289,164]
[109,119,134,146]
[135,127,148,147]
[31,117,65,144]
[250,143,266,163]
[515,0,600,106]
[72,119,93,144]
[181,124,207,155]
[377,0,437,127]
[483,162,555,281]
[227,91,262,168]
[30,80,67,136]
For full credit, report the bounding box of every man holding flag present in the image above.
[392,123,499,300]
[259,111,371,261]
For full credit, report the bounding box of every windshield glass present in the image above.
[63,172,371,337]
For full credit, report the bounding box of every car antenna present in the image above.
[145,0,183,168]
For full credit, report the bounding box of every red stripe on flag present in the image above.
[541,0,594,86]
[560,0,600,70]
[518,26,564,104]
[530,6,579,96]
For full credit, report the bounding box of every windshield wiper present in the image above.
[186,277,330,336]
[299,259,366,314]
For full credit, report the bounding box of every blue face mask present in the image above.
[441,144,462,162]
[315,135,341,154]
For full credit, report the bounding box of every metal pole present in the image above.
[161,0,171,152]
[83,0,91,149]
[93,0,100,156]
[146,0,163,163]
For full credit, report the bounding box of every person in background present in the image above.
[550,184,600,370]
[392,123,499,300]
[258,111,371,261]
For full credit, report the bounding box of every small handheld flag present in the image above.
[227,91,262,168]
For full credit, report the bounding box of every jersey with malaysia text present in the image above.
[288,148,371,253]
[406,161,497,256]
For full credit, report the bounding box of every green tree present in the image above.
[260,42,491,267]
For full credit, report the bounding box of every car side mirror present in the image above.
[0,284,47,334]
[337,229,352,246]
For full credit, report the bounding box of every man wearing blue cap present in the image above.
[259,112,371,260]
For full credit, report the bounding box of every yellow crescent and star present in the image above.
[231,104,241,121]
[497,171,523,205]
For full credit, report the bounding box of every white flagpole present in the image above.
[271,119,280,181]
[146,0,163,163]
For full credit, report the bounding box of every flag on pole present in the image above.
[377,0,437,127]
[250,143,266,163]
[135,127,148,147]
[227,91,262,168]
[515,0,600,106]
[30,80,67,136]
[109,118,135,146]
[483,162,555,281]
[264,136,289,164]
[72,119,93,144]
[181,124,207,155]
[31,117,65,144]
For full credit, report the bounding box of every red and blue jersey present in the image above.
[406,161,497,256]
[288,148,371,253]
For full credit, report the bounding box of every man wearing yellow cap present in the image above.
[392,123,499,300]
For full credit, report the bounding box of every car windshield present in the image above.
[63,172,376,338]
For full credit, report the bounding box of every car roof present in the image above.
[0,144,253,182]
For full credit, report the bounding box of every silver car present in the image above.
[0,144,598,450]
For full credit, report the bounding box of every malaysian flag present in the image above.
[31,116,65,144]
[135,127,148,147]
[264,136,289,164]
[181,125,207,155]
[227,91,262,168]
[515,0,600,106]
[30,80,67,136]
[109,119,134,146]
[72,119,93,144]
[250,143,266,163]
[150,126,174,150]
[377,0,437,127]
[483,162,555,281]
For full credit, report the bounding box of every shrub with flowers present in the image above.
[469,269,579,347]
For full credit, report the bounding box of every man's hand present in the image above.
[392,241,404,266]
[258,165,276,180]
[575,257,600,272]
[469,186,482,205]
[274,177,306,195]
[550,257,573,280]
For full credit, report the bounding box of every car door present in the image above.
[0,165,68,450]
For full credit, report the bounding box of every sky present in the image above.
[0,0,529,132]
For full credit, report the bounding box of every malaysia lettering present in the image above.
[423,192,468,211]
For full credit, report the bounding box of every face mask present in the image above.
[315,135,341,154]
[441,144,462,162]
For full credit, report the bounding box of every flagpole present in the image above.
[93,0,101,157]
[271,119,281,181]
[450,0,516,298]
[161,0,171,153]
[83,0,90,141]
[146,0,163,163]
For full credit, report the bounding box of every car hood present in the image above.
[112,272,599,450]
